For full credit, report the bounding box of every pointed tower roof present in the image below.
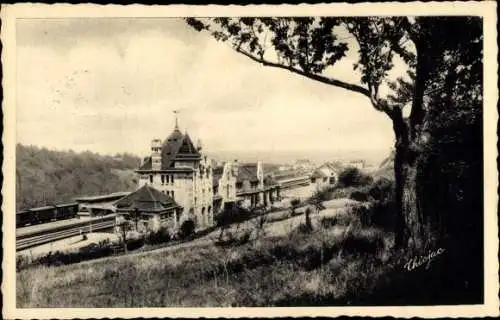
[137,126,201,171]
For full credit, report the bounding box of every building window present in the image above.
[161,175,165,184]
[149,175,153,183]
[166,175,170,183]
[171,175,175,184]
[171,191,175,199]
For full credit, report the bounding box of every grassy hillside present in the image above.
[16,176,481,307]
[17,209,397,307]
[16,144,141,210]
[372,150,395,180]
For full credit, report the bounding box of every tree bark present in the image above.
[392,109,428,253]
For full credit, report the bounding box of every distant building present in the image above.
[293,159,315,171]
[212,161,238,214]
[348,160,365,170]
[135,121,214,230]
[311,162,343,189]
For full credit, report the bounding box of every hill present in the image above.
[16,144,141,210]
[372,150,395,180]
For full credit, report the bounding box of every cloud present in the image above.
[16,18,394,162]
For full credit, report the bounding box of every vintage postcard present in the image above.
[2,2,499,319]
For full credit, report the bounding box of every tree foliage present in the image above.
[16,144,140,210]
[186,16,483,254]
[337,167,374,188]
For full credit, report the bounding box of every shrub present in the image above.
[145,227,171,245]
[338,167,373,188]
[290,198,301,208]
[180,220,196,238]
[214,205,255,227]
[320,211,361,229]
[307,189,328,211]
[329,187,353,199]
[368,177,394,202]
[126,237,145,251]
[350,190,370,202]
[347,199,396,230]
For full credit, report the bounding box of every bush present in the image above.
[368,177,394,202]
[126,237,145,251]
[145,227,171,245]
[290,198,301,208]
[330,187,353,199]
[349,200,396,230]
[180,220,196,238]
[338,167,373,188]
[320,211,361,229]
[307,189,328,210]
[214,205,253,227]
[350,190,370,202]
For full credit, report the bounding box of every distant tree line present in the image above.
[16,144,141,210]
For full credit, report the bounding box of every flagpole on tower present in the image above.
[173,109,179,130]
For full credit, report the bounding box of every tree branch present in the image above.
[235,47,371,97]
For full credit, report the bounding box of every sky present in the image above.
[16,18,395,164]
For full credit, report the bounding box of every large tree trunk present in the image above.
[392,109,432,254]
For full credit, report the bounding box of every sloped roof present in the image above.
[114,185,180,212]
[138,128,201,171]
[312,169,329,179]
[212,166,224,187]
[237,164,259,183]
[263,174,278,186]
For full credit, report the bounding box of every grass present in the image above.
[17,206,399,308]
[17,188,482,307]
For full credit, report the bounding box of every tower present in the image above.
[151,139,162,170]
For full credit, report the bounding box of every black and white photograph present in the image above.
[2,2,498,318]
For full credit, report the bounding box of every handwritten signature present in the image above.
[404,248,445,271]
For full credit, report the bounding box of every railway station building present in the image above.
[212,160,281,212]
[135,121,214,230]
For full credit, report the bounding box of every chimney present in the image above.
[196,139,202,151]
[232,159,239,177]
[257,160,264,186]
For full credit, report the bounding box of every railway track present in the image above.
[16,218,116,251]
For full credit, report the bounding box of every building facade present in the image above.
[311,162,342,190]
[135,123,214,230]
[213,160,280,211]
